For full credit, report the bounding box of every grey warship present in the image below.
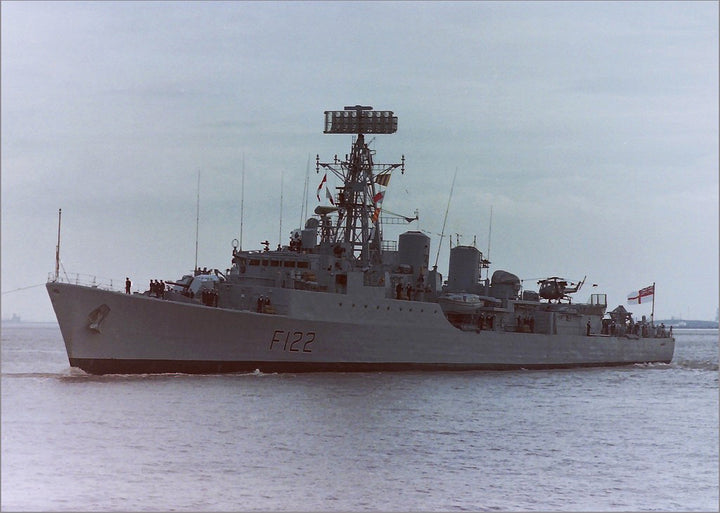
[46,106,674,374]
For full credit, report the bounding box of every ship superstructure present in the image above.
[46,106,674,374]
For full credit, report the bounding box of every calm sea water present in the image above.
[1,324,717,512]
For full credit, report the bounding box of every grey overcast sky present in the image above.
[2,1,718,322]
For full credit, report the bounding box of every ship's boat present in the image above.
[46,105,675,374]
[437,293,484,315]
[437,294,501,315]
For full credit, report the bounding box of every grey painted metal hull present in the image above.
[46,282,675,374]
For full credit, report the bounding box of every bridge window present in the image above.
[590,293,607,306]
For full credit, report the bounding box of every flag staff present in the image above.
[651,281,655,326]
[55,208,62,281]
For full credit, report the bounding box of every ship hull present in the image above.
[47,282,675,374]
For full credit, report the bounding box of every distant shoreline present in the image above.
[1,320,59,327]
[655,320,719,329]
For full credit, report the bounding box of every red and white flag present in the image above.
[372,191,385,206]
[316,173,327,201]
[371,191,385,223]
[627,284,654,305]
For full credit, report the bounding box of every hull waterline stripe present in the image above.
[69,358,672,375]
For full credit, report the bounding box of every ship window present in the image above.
[284,261,296,268]
[262,259,269,266]
[249,259,260,266]
[270,260,280,267]
[297,261,309,269]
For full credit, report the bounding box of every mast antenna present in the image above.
[194,169,200,272]
[433,167,457,270]
[279,169,284,248]
[486,204,493,279]
[300,153,310,227]
[240,154,245,251]
[318,105,401,266]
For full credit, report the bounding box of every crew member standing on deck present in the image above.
[125,277,131,294]
[586,319,591,336]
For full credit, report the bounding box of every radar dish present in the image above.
[314,205,339,215]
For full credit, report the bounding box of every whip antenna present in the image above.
[300,153,310,227]
[279,169,284,248]
[240,154,245,250]
[194,170,200,272]
[486,205,493,280]
[433,167,457,270]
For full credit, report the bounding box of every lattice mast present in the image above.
[317,105,403,266]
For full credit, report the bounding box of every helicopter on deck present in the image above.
[538,276,586,302]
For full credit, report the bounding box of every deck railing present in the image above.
[47,272,121,292]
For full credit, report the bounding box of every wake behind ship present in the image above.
[47,106,674,374]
